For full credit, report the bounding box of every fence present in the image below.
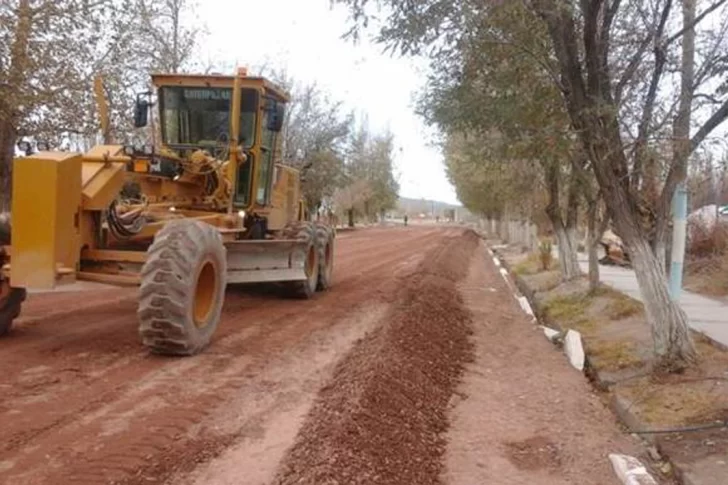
[479,218,539,252]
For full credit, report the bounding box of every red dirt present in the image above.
[0,227,443,485]
[0,227,656,484]
[272,230,479,485]
[444,244,652,484]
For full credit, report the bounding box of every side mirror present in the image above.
[266,101,285,132]
[134,93,150,128]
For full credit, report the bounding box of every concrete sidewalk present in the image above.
[577,253,728,349]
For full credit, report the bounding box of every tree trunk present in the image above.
[533,0,698,371]
[586,198,600,292]
[544,160,581,280]
[347,209,354,228]
[553,225,581,279]
[652,0,696,274]
[626,235,697,371]
[0,120,17,212]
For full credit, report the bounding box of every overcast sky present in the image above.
[194,0,461,205]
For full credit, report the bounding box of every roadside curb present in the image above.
[610,454,659,485]
[488,243,664,485]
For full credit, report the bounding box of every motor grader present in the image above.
[0,68,335,355]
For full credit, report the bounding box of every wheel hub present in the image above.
[193,260,217,328]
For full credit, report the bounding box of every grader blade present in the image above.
[225,240,310,284]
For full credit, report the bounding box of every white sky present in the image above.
[194,0,461,205]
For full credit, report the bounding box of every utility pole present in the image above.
[669,183,688,300]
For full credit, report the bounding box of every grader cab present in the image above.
[0,69,335,355]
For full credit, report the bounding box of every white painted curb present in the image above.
[499,268,509,280]
[541,326,561,342]
[563,330,585,371]
[493,257,501,267]
[517,296,534,318]
[608,454,658,485]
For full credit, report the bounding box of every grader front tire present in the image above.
[138,220,227,356]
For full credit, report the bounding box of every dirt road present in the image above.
[0,227,648,485]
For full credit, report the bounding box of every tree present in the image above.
[0,0,119,210]
[414,2,584,280]
[255,68,354,213]
[523,0,728,370]
[281,79,353,212]
[135,0,199,74]
[333,179,372,227]
[345,124,400,221]
[334,0,728,370]
[0,0,207,210]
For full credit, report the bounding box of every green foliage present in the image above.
[335,1,579,223]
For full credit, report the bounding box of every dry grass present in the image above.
[523,256,728,438]
[685,222,728,297]
[570,317,599,336]
[527,271,562,292]
[541,293,588,321]
[685,253,728,297]
[624,378,725,427]
[586,339,643,371]
[538,272,562,292]
[513,253,560,276]
[580,285,644,319]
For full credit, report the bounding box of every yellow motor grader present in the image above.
[0,68,335,355]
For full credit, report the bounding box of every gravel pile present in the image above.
[273,230,479,485]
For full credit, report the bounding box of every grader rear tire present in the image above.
[138,220,227,356]
[0,283,26,337]
[282,221,319,299]
[314,223,334,291]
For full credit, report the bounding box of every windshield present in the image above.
[159,86,258,148]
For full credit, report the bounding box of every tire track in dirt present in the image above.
[0,226,448,485]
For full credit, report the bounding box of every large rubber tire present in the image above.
[138,220,227,356]
[314,222,334,291]
[282,221,319,299]
[0,284,26,337]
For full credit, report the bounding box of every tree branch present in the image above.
[666,0,728,45]
[630,0,673,190]
[614,35,652,104]
[690,99,728,153]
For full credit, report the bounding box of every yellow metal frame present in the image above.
[6,68,308,290]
